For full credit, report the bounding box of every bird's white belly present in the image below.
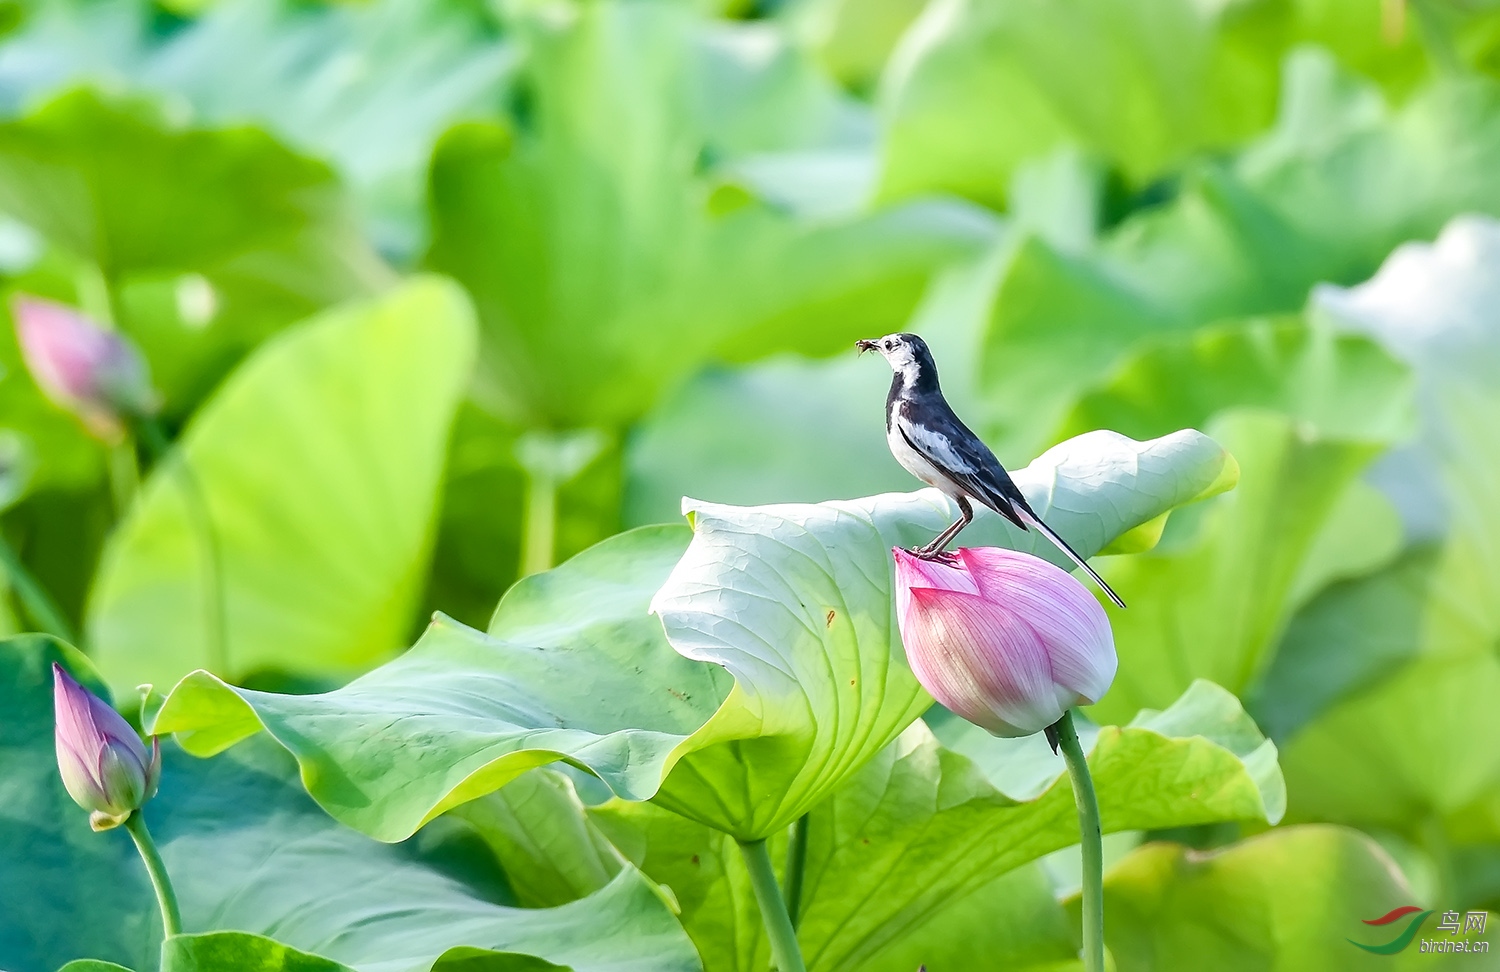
[887,423,958,494]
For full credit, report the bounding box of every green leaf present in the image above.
[152,429,1233,843]
[976,58,1500,456]
[56,962,135,972]
[1057,316,1414,444]
[0,87,389,414]
[1090,410,1399,723]
[86,277,477,692]
[451,769,626,909]
[1072,825,1434,972]
[0,634,702,972]
[162,934,356,972]
[424,0,990,428]
[149,524,724,840]
[1274,215,1500,841]
[878,0,1282,207]
[594,680,1280,972]
[1251,548,1440,742]
[783,0,928,94]
[1280,650,1500,835]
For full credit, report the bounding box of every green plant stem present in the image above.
[738,837,807,972]
[108,441,140,515]
[520,469,557,577]
[1054,710,1104,972]
[0,532,76,643]
[783,814,809,929]
[137,418,229,676]
[124,810,181,939]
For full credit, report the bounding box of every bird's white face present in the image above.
[860,333,920,378]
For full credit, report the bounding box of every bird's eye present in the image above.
[882,340,892,350]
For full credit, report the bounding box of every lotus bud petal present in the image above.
[11,296,158,441]
[892,546,1117,737]
[52,663,160,831]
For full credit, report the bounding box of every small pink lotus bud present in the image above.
[892,547,1117,737]
[11,296,158,441]
[52,662,160,831]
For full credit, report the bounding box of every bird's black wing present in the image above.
[895,401,1032,529]
[898,402,1128,607]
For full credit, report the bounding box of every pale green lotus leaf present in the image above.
[87,278,476,693]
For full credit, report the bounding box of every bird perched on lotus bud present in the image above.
[52,662,160,831]
[11,295,159,442]
[892,546,1116,738]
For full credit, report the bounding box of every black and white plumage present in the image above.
[857,332,1126,609]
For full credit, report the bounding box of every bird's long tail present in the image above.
[1018,508,1127,609]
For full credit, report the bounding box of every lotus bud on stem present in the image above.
[53,663,181,938]
[892,545,1116,972]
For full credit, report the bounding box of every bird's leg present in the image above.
[914,497,973,560]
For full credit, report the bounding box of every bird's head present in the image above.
[856,332,934,384]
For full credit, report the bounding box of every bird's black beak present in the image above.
[855,339,877,354]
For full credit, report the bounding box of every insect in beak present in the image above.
[855,339,878,354]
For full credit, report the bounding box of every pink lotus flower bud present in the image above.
[11,296,158,441]
[52,662,160,831]
[892,547,1117,737]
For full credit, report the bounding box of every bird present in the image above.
[857,332,1126,609]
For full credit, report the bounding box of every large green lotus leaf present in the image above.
[0,635,701,972]
[1251,547,1452,742]
[592,680,1279,972]
[424,0,991,428]
[592,795,1079,972]
[161,934,357,972]
[975,57,1500,456]
[450,769,627,909]
[877,0,1282,208]
[1280,649,1500,836]
[646,427,1236,838]
[1315,214,1500,607]
[151,429,1233,843]
[86,277,477,692]
[1243,216,1500,895]
[0,87,389,414]
[1069,825,1479,972]
[149,525,726,840]
[1090,410,1399,724]
[879,0,1500,210]
[0,0,512,260]
[1057,316,1413,445]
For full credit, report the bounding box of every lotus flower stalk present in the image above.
[892,545,1115,972]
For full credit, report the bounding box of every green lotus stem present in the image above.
[108,441,140,515]
[519,468,557,577]
[783,814,809,929]
[738,837,807,972]
[1054,710,1104,972]
[137,419,229,676]
[0,531,76,644]
[124,811,181,938]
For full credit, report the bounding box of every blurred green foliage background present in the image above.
[2,0,1500,968]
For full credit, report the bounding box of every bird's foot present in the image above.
[909,545,959,565]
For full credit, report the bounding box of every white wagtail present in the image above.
[858,332,1126,609]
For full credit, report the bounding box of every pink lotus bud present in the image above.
[892,547,1116,737]
[11,296,158,441]
[52,662,160,831]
